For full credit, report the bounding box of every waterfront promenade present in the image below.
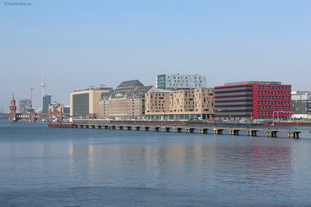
[49,120,311,139]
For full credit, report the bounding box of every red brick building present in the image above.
[214,81,292,120]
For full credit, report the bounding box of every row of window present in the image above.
[172,89,212,94]
[150,93,166,96]
[274,106,291,109]
[168,83,203,87]
[258,110,291,114]
[257,86,291,90]
[258,106,291,109]
[258,106,272,109]
[257,96,291,99]
[168,76,203,80]
[258,101,291,104]
[258,91,291,94]
[174,91,194,94]
[150,100,165,103]
[257,116,273,119]
[258,111,271,114]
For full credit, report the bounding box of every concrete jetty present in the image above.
[49,121,311,139]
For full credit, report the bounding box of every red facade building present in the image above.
[214,81,292,120]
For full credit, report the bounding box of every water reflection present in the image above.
[2,123,311,205]
[65,135,295,195]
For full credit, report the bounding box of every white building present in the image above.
[156,74,207,89]
[291,91,311,119]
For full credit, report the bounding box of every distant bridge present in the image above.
[0,113,9,119]
[8,112,62,122]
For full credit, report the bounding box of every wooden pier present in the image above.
[49,122,311,139]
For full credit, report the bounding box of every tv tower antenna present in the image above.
[41,67,46,98]
[30,87,33,110]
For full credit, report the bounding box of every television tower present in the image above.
[30,87,33,109]
[41,69,46,97]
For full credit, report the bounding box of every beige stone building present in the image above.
[99,80,158,120]
[70,85,112,118]
[145,88,215,120]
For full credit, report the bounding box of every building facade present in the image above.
[18,99,32,113]
[70,85,112,118]
[145,88,214,120]
[156,74,207,89]
[42,95,51,113]
[292,91,311,119]
[99,80,158,120]
[214,81,292,120]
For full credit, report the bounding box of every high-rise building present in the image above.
[156,74,206,89]
[214,81,292,120]
[99,80,158,120]
[145,88,215,120]
[70,84,113,118]
[42,95,51,113]
[292,91,311,119]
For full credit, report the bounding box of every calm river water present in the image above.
[1,121,311,206]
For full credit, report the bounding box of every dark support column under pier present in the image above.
[199,128,209,134]
[174,128,182,133]
[266,131,278,137]
[247,130,258,136]
[133,126,141,131]
[214,128,223,135]
[229,129,240,135]
[186,128,195,133]
[288,131,300,139]
[142,126,150,131]
[162,127,170,132]
[152,127,160,132]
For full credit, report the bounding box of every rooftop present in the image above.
[224,81,282,86]
[74,84,113,92]
[102,80,155,99]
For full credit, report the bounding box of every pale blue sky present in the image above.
[1,0,310,112]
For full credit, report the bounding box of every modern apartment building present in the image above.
[156,74,206,89]
[70,85,112,118]
[214,81,292,120]
[292,91,311,119]
[145,88,214,120]
[99,80,158,120]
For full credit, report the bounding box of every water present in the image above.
[1,121,311,206]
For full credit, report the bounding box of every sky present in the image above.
[1,0,310,112]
